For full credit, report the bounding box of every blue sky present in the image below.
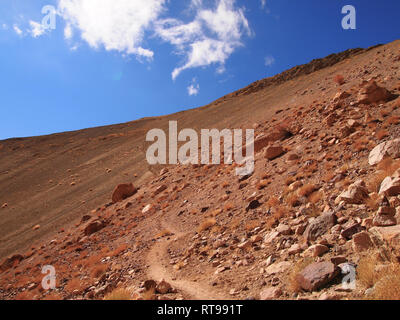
[0,0,399,140]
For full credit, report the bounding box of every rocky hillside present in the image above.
[0,40,400,300]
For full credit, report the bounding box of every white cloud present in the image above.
[260,0,271,14]
[187,78,200,96]
[58,0,166,59]
[29,20,46,38]
[64,23,73,40]
[156,0,251,79]
[2,23,8,30]
[13,24,23,36]
[264,55,275,67]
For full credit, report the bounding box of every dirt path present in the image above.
[146,218,229,300]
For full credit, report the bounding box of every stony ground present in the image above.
[1,40,400,300]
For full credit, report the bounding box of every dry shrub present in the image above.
[141,287,156,300]
[365,192,380,211]
[197,218,217,233]
[266,196,280,208]
[385,115,400,126]
[297,184,318,198]
[83,253,103,268]
[245,220,261,231]
[110,243,128,257]
[104,288,133,300]
[309,191,323,204]
[367,158,400,192]
[284,177,296,186]
[333,74,345,85]
[90,264,108,279]
[64,278,83,294]
[287,257,314,294]
[353,137,369,153]
[155,229,173,239]
[375,129,389,140]
[373,267,400,300]
[265,206,289,230]
[286,193,301,207]
[43,292,63,300]
[357,251,400,299]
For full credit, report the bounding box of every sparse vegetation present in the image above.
[104,288,133,300]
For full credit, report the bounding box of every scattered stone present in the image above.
[112,183,137,203]
[369,225,400,250]
[304,211,337,242]
[306,244,329,257]
[260,287,282,300]
[340,223,363,240]
[153,185,167,196]
[352,231,374,252]
[296,261,340,292]
[276,224,292,236]
[266,261,291,275]
[379,173,400,197]
[33,224,40,231]
[142,204,153,214]
[246,200,261,211]
[337,180,369,204]
[264,145,285,160]
[83,219,106,236]
[156,280,172,294]
[369,138,400,166]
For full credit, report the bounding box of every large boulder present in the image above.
[296,261,339,292]
[304,211,337,242]
[369,225,400,250]
[112,183,137,203]
[369,139,400,166]
[357,80,395,105]
[379,171,400,196]
[337,180,369,204]
[352,231,374,252]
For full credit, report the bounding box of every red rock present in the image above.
[379,175,400,197]
[369,225,400,250]
[0,254,24,272]
[83,219,106,236]
[304,211,337,242]
[340,223,363,240]
[306,244,329,257]
[369,138,400,166]
[296,261,339,292]
[264,145,285,160]
[357,80,395,104]
[373,214,397,227]
[352,231,374,252]
[337,180,369,205]
[153,185,167,196]
[33,224,40,231]
[111,183,137,203]
[156,280,172,294]
[260,287,282,300]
